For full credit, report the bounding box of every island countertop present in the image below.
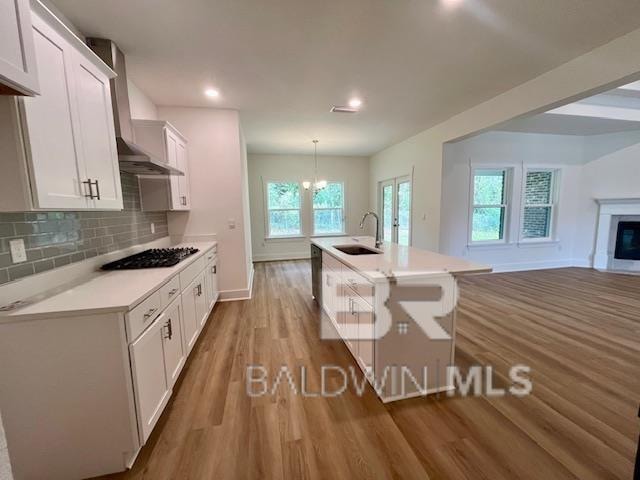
[310,236,491,282]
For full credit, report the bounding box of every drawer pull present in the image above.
[143,308,158,320]
[164,319,173,340]
[168,288,179,296]
[212,265,217,274]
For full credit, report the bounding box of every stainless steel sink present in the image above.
[334,244,382,255]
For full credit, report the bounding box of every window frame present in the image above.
[264,179,304,239]
[519,168,560,243]
[468,166,513,246]
[312,180,346,237]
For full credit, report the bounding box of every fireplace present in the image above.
[594,198,640,272]
[615,222,640,261]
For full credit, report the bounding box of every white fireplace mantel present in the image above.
[593,197,640,270]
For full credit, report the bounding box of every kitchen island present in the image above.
[311,236,490,402]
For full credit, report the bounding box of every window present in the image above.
[470,169,509,243]
[266,181,301,237]
[313,182,345,235]
[521,169,557,240]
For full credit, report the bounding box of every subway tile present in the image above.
[0,213,25,222]
[8,263,35,281]
[0,253,12,268]
[70,252,85,263]
[26,248,43,261]
[0,223,15,237]
[0,172,168,283]
[33,259,54,274]
[53,255,72,268]
[13,222,39,235]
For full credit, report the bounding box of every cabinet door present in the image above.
[321,268,335,323]
[72,50,122,210]
[162,298,185,388]
[176,141,191,209]
[354,296,374,371]
[21,14,88,209]
[181,278,200,354]
[195,271,208,329]
[204,259,219,311]
[0,0,39,95]
[129,315,170,444]
[165,129,178,168]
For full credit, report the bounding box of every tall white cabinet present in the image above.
[0,0,39,96]
[0,2,123,211]
[134,120,192,211]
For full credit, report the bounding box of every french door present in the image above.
[380,175,412,246]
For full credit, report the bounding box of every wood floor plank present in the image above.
[96,263,640,480]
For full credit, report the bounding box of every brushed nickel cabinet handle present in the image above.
[168,288,179,296]
[143,308,157,320]
[164,319,173,340]
[83,178,94,199]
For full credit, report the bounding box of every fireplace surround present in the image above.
[594,198,640,272]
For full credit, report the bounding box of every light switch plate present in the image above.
[9,239,27,263]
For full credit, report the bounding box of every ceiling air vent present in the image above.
[330,106,358,113]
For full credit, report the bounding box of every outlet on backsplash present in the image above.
[9,239,27,264]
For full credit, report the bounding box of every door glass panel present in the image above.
[382,184,393,242]
[397,181,411,246]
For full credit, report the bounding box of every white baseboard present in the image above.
[218,264,255,302]
[252,252,310,262]
[491,258,592,273]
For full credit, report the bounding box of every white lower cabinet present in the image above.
[204,256,219,311]
[321,253,375,373]
[129,311,171,444]
[181,271,207,353]
[0,245,219,479]
[161,298,186,388]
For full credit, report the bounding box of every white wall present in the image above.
[248,154,370,261]
[369,26,640,254]
[441,132,587,271]
[572,131,640,262]
[158,107,253,299]
[128,80,158,121]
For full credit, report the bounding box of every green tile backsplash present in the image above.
[0,173,169,285]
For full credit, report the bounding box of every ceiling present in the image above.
[496,81,640,136]
[51,0,640,156]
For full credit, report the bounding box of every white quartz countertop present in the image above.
[0,241,217,321]
[311,236,491,281]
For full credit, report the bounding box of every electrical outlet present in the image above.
[228,219,236,230]
[150,223,155,234]
[9,239,27,263]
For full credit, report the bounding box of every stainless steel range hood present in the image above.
[86,38,183,176]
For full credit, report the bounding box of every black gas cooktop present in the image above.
[101,248,199,270]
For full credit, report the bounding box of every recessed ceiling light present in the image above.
[205,88,219,98]
[349,98,362,108]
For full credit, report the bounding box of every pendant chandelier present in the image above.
[303,139,327,191]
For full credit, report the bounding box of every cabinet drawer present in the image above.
[160,275,181,309]
[127,291,162,342]
[179,255,205,290]
[204,248,217,264]
[342,266,374,304]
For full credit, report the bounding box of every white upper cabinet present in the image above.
[0,3,122,211]
[135,120,192,211]
[72,50,122,209]
[0,0,39,96]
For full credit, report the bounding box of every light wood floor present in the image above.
[99,262,640,480]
